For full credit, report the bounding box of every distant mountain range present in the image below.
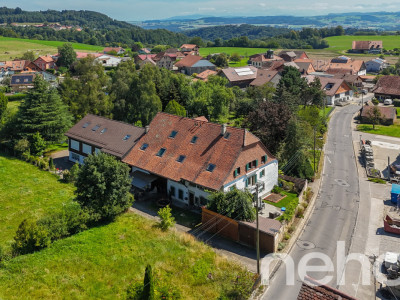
[130,11,400,32]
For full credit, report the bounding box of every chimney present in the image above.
[145,125,150,134]
[221,124,227,136]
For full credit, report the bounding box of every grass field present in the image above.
[0,36,103,60]
[0,154,75,248]
[0,154,251,299]
[357,123,400,138]
[199,47,268,57]
[325,35,400,52]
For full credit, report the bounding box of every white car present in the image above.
[384,99,393,105]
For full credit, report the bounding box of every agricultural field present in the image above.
[0,154,252,299]
[0,154,75,248]
[0,36,103,60]
[324,35,400,52]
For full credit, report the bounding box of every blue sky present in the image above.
[4,1,400,21]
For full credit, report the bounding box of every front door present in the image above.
[189,192,195,206]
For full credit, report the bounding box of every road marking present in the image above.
[371,141,400,150]
[327,156,331,164]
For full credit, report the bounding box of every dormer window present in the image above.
[100,128,107,134]
[92,125,100,131]
[123,134,131,141]
[169,130,178,138]
[177,155,186,163]
[191,136,198,144]
[224,132,230,139]
[206,164,216,172]
[261,155,267,164]
[82,122,90,128]
[140,143,149,151]
[156,148,166,157]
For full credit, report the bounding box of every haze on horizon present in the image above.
[3,1,400,21]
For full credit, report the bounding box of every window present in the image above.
[229,185,236,191]
[24,78,28,82]
[140,143,149,151]
[252,160,258,168]
[70,139,79,151]
[200,196,207,206]
[335,94,340,99]
[100,128,107,134]
[245,174,257,187]
[82,122,90,128]
[178,189,184,200]
[82,143,92,155]
[246,162,252,171]
[71,152,80,162]
[156,148,166,157]
[170,186,176,198]
[95,148,101,154]
[169,130,178,138]
[260,169,265,178]
[92,124,100,131]
[224,132,231,139]
[123,134,131,141]
[16,79,20,83]
[233,167,240,177]
[206,164,216,172]
[261,155,267,164]
[191,136,198,144]
[177,155,186,163]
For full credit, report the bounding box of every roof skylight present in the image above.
[177,155,186,163]
[191,136,198,144]
[83,122,90,128]
[92,125,100,131]
[169,130,178,138]
[156,148,166,157]
[123,134,131,141]
[206,164,216,172]
[140,143,149,151]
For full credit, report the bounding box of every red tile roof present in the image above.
[37,56,54,63]
[181,44,198,50]
[137,54,157,61]
[195,69,217,81]
[122,112,275,190]
[103,47,124,53]
[373,75,400,97]
[0,60,40,72]
[175,55,202,68]
[327,58,365,75]
[65,114,145,159]
[298,277,357,300]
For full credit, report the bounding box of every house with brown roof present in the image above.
[327,56,366,76]
[297,276,357,300]
[373,75,400,100]
[360,105,397,125]
[175,55,216,75]
[249,50,283,68]
[65,114,145,164]
[333,73,363,90]
[221,66,258,88]
[294,59,316,75]
[351,40,382,54]
[0,60,41,79]
[312,59,330,72]
[122,112,278,208]
[103,47,125,55]
[10,74,36,92]
[180,44,199,55]
[194,69,218,82]
[250,70,281,88]
[278,51,309,62]
[34,56,56,71]
[318,77,353,105]
[153,52,177,70]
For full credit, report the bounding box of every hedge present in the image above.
[6,94,28,101]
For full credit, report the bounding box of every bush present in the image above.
[284,232,291,240]
[30,132,46,156]
[49,157,55,170]
[393,99,400,107]
[278,242,286,251]
[271,185,283,194]
[157,205,175,231]
[288,225,295,234]
[372,98,379,105]
[12,219,51,256]
[222,271,255,300]
[14,139,30,157]
[126,282,144,300]
[301,202,308,209]
[6,94,28,101]
[296,206,304,218]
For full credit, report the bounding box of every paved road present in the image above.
[263,104,363,299]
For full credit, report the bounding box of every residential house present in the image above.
[249,70,281,88]
[333,73,363,90]
[359,75,376,92]
[278,50,309,62]
[294,59,316,75]
[10,74,35,92]
[122,112,278,208]
[249,50,283,68]
[153,52,177,70]
[103,47,125,55]
[351,40,382,54]
[312,59,330,72]
[373,75,400,100]
[297,276,357,300]
[95,54,123,67]
[34,56,56,71]
[318,77,353,105]
[221,66,258,88]
[75,52,102,59]
[360,105,396,125]
[366,58,388,73]
[65,114,145,164]
[327,56,366,76]
[0,60,41,80]
[138,48,151,54]
[180,44,199,55]
[194,69,218,82]
[135,54,157,67]
[175,55,216,75]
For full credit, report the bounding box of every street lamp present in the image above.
[252,181,265,275]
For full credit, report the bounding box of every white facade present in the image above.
[326,90,354,105]
[96,55,122,67]
[167,180,210,207]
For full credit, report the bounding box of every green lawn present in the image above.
[0,154,75,248]
[264,191,298,208]
[44,142,69,156]
[0,36,103,60]
[228,57,249,67]
[0,154,252,299]
[199,47,267,57]
[357,123,400,138]
[325,35,400,52]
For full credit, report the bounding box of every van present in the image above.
[384,99,393,105]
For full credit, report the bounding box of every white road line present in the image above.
[327,156,331,164]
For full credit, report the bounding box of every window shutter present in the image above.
[255,159,258,167]
[246,164,249,171]
[245,178,248,187]
[254,174,257,183]
[234,169,237,177]
[265,155,268,162]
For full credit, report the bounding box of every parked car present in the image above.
[384,99,393,105]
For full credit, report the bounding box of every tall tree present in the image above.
[367,106,382,130]
[0,92,8,120]
[74,153,133,221]
[143,264,155,300]
[57,43,77,68]
[275,66,307,110]
[16,76,72,142]
[19,50,35,61]
[164,100,186,117]
[301,77,325,107]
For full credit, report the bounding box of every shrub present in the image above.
[296,206,304,218]
[30,132,46,156]
[38,157,49,170]
[288,225,295,234]
[271,185,283,194]
[6,93,28,101]
[12,219,51,256]
[49,157,55,170]
[126,282,144,300]
[393,99,400,107]
[14,139,30,157]
[222,271,255,300]
[372,98,379,105]
[284,232,291,240]
[278,242,286,251]
[157,205,175,231]
[301,202,308,209]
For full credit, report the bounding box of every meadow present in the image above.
[199,47,268,57]
[0,154,252,299]
[0,36,103,60]
[324,35,400,52]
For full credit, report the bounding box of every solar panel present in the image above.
[237,71,254,76]
[237,67,251,72]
